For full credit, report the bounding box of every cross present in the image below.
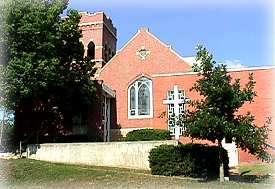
[163,85,191,140]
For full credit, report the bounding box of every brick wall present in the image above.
[99,29,275,163]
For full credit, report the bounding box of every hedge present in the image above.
[149,143,229,178]
[124,129,171,141]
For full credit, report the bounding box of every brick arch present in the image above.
[127,74,153,119]
[126,73,153,88]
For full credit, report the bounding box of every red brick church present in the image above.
[78,12,275,165]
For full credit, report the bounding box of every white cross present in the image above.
[163,85,190,140]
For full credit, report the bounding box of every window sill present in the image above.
[128,115,153,120]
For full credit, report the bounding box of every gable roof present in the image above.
[98,27,192,76]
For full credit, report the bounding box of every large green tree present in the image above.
[183,45,271,181]
[0,0,96,145]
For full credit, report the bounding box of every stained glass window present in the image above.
[130,86,136,115]
[138,84,150,115]
[128,77,152,118]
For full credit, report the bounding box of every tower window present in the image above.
[108,48,112,59]
[87,41,95,60]
[104,44,108,61]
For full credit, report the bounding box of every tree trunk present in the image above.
[218,140,225,182]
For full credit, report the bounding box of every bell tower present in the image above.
[79,12,117,74]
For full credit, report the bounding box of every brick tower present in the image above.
[79,12,117,76]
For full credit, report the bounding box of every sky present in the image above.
[67,0,274,68]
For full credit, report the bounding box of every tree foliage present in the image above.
[183,45,271,161]
[0,0,96,143]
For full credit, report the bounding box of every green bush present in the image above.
[149,143,229,178]
[124,129,171,141]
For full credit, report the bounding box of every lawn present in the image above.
[239,164,274,176]
[0,159,274,189]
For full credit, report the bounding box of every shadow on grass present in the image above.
[196,174,271,183]
[229,173,271,183]
[196,168,272,183]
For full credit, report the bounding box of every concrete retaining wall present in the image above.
[26,140,178,170]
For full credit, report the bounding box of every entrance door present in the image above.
[103,96,111,142]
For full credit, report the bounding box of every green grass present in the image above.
[0,159,274,189]
[239,164,274,176]
[229,163,274,184]
[1,159,149,184]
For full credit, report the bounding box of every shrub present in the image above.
[149,143,229,178]
[124,129,171,141]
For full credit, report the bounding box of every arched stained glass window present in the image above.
[128,77,153,118]
[130,86,136,115]
[138,84,150,115]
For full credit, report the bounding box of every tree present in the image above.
[0,0,96,146]
[183,45,271,181]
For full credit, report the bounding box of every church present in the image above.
[77,11,274,165]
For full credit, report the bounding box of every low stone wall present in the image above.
[26,140,178,170]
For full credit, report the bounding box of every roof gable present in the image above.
[98,28,192,84]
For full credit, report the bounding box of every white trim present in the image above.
[127,77,153,119]
[152,66,275,78]
[91,59,106,63]
[79,21,103,26]
[145,30,192,65]
[119,30,141,54]
[79,21,117,39]
[85,44,103,50]
[95,46,103,49]
[79,11,104,16]
[153,72,197,77]
[102,83,116,98]
[128,115,153,119]
[227,65,275,72]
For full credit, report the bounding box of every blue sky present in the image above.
[68,0,273,67]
